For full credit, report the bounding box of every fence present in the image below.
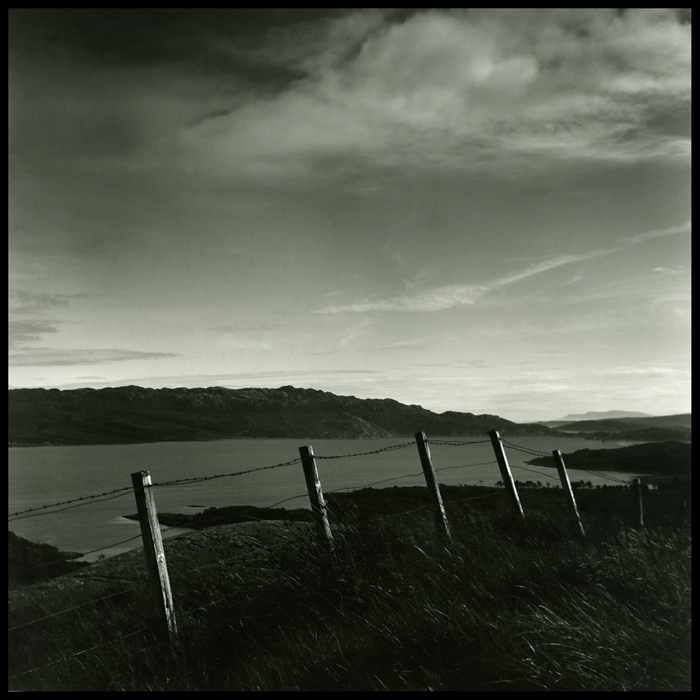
[8,429,671,680]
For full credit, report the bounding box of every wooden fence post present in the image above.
[487,430,525,520]
[414,432,451,540]
[632,478,644,528]
[299,446,333,547]
[130,471,178,643]
[552,450,585,538]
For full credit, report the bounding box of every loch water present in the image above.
[9,436,648,561]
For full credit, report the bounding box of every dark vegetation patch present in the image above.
[8,531,90,589]
[526,440,691,481]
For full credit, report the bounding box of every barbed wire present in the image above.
[445,490,505,504]
[509,463,562,482]
[426,438,492,446]
[435,460,498,473]
[8,625,151,682]
[171,493,312,531]
[152,457,304,489]
[326,470,425,495]
[8,580,148,633]
[372,501,434,522]
[8,456,306,522]
[8,485,134,519]
[179,536,307,600]
[9,533,146,578]
[9,489,135,523]
[500,439,553,457]
[573,468,632,485]
[313,440,415,460]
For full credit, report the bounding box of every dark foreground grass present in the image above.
[8,488,691,691]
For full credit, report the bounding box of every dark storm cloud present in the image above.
[8,9,355,80]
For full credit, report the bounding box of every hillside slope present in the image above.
[8,385,558,446]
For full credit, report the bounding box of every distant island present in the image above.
[558,410,652,421]
[526,441,691,485]
[8,385,559,446]
[537,413,691,443]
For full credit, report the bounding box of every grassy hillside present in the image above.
[8,385,558,446]
[8,485,691,691]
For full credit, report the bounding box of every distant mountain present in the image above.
[555,414,691,432]
[559,410,652,421]
[8,385,559,446]
[536,414,692,443]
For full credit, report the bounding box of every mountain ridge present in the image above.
[8,385,559,446]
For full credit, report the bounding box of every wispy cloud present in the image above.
[209,324,281,332]
[9,290,91,315]
[318,222,691,313]
[652,266,687,276]
[9,319,60,350]
[9,349,180,367]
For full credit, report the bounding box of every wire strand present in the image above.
[426,438,492,446]
[153,457,304,489]
[9,533,145,577]
[9,626,150,681]
[9,581,148,632]
[9,489,135,523]
[9,485,134,519]
[312,440,415,460]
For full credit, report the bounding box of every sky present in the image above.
[8,9,691,422]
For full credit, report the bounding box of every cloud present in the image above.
[8,349,180,367]
[360,339,431,353]
[9,290,91,315]
[9,10,691,202]
[8,292,95,350]
[9,319,60,351]
[180,8,690,186]
[652,265,686,275]
[209,324,281,333]
[318,221,691,313]
[221,339,272,350]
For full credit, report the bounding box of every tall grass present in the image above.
[8,489,691,691]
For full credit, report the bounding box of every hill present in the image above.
[7,385,558,446]
[8,531,89,589]
[526,441,691,481]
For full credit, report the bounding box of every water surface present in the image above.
[8,436,647,560]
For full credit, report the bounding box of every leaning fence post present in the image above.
[414,432,451,540]
[299,445,333,547]
[552,450,585,538]
[130,471,178,643]
[487,430,525,520]
[632,478,644,528]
